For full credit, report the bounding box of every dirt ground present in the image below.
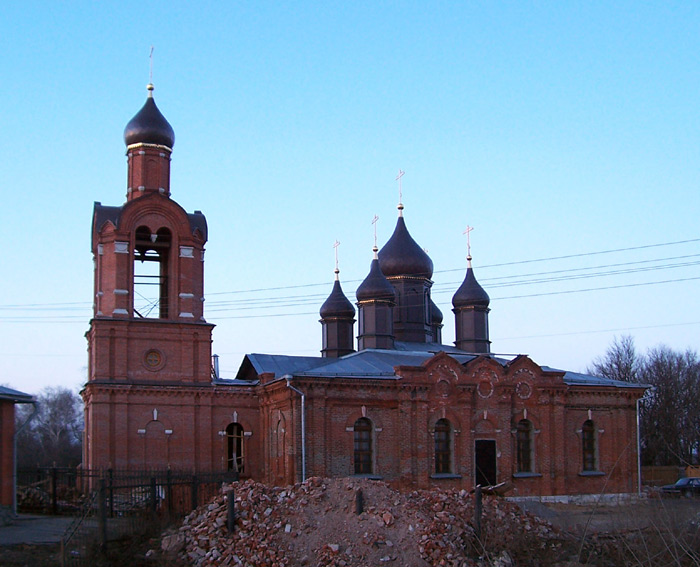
[542,498,700,535]
[0,531,188,567]
[0,543,62,567]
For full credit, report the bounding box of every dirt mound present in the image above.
[163,477,564,566]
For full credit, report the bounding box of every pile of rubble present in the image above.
[161,477,565,566]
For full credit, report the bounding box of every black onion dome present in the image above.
[124,94,175,148]
[356,259,396,302]
[320,279,355,318]
[378,217,433,278]
[430,299,443,325]
[452,267,490,308]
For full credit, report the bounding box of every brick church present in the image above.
[82,86,646,497]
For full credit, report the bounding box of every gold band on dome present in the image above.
[125,142,173,152]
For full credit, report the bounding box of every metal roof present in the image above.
[234,348,646,391]
[546,368,649,389]
[0,386,35,403]
[243,354,330,379]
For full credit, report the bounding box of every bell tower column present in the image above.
[84,84,214,474]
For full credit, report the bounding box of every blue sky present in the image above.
[1,1,698,394]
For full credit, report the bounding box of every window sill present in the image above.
[512,472,542,479]
[578,470,605,477]
[352,474,383,480]
[430,473,462,480]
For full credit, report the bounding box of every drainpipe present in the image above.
[14,400,38,515]
[285,376,306,482]
[636,397,642,497]
[212,354,220,380]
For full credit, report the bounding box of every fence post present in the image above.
[150,477,158,516]
[167,469,173,519]
[227,490,235,533]
[98,479,108,553]
[191,475,199,510]
[51,466,58,515]
[355,488,364,515]
[474,485,482,544]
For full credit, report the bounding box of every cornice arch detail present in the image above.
[344,406,384,431]
[427,407,462,433]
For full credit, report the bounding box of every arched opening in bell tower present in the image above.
[134,226,171,318]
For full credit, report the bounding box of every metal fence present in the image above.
[16,467,238,567]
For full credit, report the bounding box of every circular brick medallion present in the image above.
[477,380,493,398]
[144,349,165,371]
[516,381,532,399]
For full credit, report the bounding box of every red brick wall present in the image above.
[268,353,644,496]
[0,401,15,507]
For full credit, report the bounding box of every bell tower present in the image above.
[83,84,214,471]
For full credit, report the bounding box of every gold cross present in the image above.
[371,215,379,249]
[149,46,154,84]
[395,169,405,206]
[463,225,474,258]
[333,240,340,274]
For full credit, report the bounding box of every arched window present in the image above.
[582,419,597,472]
[134,226,171,318]
[434,418,452,474]
[516,419,534,473]
[354,418,373,474]
[226,422,244,473]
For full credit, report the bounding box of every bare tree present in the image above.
[587,335,642,383]
[588,338,700,466]
[640,347,700,466]
[15,386,83,468]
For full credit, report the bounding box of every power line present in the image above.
[206,275,700,319]
[435,237,700,274]
[203,237,700,295]
[495,321,700,342]
[0,238,697,319]
[492,276,700,301]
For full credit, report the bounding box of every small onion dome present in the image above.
[320,279,355,318]
[430,299,443,325]
[356,258,396,302]
[124,86,175,148]
[378,217,433,278]
[452,267,490,308]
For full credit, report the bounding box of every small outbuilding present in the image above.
[0,386,35,513]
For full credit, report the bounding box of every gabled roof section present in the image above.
[93,202,122,233]
[187,211,208,241]
[393,341,466,355]
[0,385,35,403]
[297,349,429,378]
[92,202,208,241]
[235,354,329,381]
[546,368,650,389]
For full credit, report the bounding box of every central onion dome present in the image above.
[356,252,396,302]
[452,264,490,308]
[320,277,355,318]
[378,216,433,278]
[123,84,175,148]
